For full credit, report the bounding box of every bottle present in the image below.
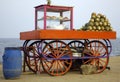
[47,0,51,5]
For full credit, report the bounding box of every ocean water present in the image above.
[0,38,120,63]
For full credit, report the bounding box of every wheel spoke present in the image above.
[63,60,70,65]
[58,60,64,73]
[46,46,56,58]
[43,60,51,70]
[59,49,66,57]
[83,59,92,64]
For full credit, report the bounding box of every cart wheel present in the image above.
[23,40,47,73]
[82,40,109,73]
[68,40,85,70]
[41,40,72,76]
[103,39,112,55]
[68,40,85,52]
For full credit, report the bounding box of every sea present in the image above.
[0,38,120,63]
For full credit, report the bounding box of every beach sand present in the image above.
[0,56,120,82]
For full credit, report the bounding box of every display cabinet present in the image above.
[35,5,73,30]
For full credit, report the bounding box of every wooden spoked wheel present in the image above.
[82,40,109,73]
[41,40,72,76]
[103,39,112,55]
[23,40,47,73]
[68,40,85,70]
[68,40,85,52]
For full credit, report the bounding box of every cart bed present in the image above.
[20,30,116,40]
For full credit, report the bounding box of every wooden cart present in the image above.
[20,5,116,76]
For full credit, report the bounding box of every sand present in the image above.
[0,56,120,82]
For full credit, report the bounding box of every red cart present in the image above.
[20,5,116,76]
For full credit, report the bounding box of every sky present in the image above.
[0,0,120,38]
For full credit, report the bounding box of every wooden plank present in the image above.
[20,30,39,40]
[20,30,116,40]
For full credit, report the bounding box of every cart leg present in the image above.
[23,53,26,72]
[106,66,110,70]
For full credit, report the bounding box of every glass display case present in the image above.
[35,5,73,30]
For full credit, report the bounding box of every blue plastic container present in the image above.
[3,47,22,79]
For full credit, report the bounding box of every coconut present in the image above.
[95,17,100,22]
[100,18,105,22]
[93,26,96,30]
[91,12,97,19]
[99,22,103,26]
[89,22,94,26]
[88,26,92,30]
[103,22,108,26]
[95,22,99,26]
[101,26,105,31]
[89,18,95,22]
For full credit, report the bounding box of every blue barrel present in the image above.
[3,47,22,79]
